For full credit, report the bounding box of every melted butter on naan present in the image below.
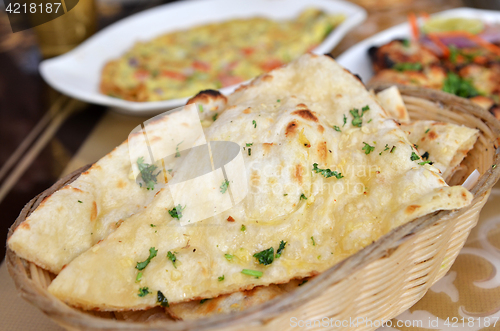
[8,106,201,273]
[45,54,472,310]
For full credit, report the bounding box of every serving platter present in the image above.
[39,0,366,116]
[337,7,500,84]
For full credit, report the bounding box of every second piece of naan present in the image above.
[402,120,479,180]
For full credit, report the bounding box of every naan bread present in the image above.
[7,106,203,273]
[167,285,285,320]
[168,278,306,320]
[376,86,410,123]
[47,54,472,310]
[401,121,479,180]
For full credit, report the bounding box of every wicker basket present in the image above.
[6,85,500,331]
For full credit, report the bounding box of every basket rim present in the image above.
[5,86,500,330]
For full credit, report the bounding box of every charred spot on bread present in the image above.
[187,90,227,106]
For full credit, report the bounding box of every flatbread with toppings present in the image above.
[7,106,205,273]
[401,120,479,180]
[43,54,472,310]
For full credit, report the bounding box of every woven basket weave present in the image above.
[6,85,500,331]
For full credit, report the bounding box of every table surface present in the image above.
[2,0,500,330]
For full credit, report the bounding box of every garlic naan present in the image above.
[402,120,479,180]
[8,106,203,273]
[46,54,472,310]
[376,86,410,123]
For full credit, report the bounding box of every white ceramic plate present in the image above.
[40,0,366,116]
[337,7,500,84]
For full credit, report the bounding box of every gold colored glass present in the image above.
[32,0,97,58]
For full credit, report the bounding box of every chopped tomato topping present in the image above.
[193,60,210,72]
[260,59,284,72]
[134,69,150,81]
[241,47,255,56]
[306,44,318,52]
[161,70,187,81]
[218,74,244,87]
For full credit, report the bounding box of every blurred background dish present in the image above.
[337,7,500,121]
[39,0,366,115]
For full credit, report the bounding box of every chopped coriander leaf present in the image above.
[298,280,308,286]
[168,204,185,219]
[275,240,287,258]
[414,144,419,149]
[300,193,307,200]
[78,200,82,203]
[240,224,246,231]
[333,125,341,132]
[135,272,143,283]
[218,275,225,281]
[402,39,410,47]
[283,193,288,196]
[311,236,316,246]
[241,269,263,278]
[425,128,430,134]
[220,179,230,193]
[224,253,234,261]
[150,224,156,227]
[492,164,497,169]
[198,104,203,112]
[253,247,274,265]
[379,144,390,156]
[252,120,257,128]
[362,142,375,155]
[246,143,253,147]
[167,251,177,268]
[343,114,347,127]
[410,152,420,161]
[175,141,183,158]
[248,148,251,156]
[449,45,459,63]
[200,299,210,304]
[136,247,158,270]
[422,151,430,160]
[349,106,369,127]
[390,146,396,153]
[393,62,422,72]
[157,291,169,307]
[418,160,433,165]
[137,157,160,190]
[277,99,281,102]
[312,163,344,179]
[442,72,479,98]
[138,287,150,297]
[212,113,218,121]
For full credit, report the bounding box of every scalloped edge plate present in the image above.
[40,0,366,115]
